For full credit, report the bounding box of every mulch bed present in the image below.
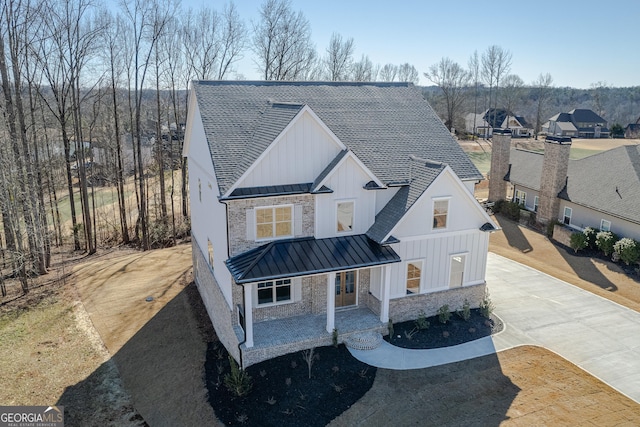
[386,309,503,349]
[205,343,376,427]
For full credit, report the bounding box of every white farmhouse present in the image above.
[183,81,497,366]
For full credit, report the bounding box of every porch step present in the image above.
[344,331,383,351]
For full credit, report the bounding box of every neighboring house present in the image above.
[625,123,640,139]
[495,133,640,241]
[465,108,532,137]
[542,109,609,138]
[183,81,498,367]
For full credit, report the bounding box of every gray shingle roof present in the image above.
[366,158,446,243]
[192,81,482,196]
[508,145,640,224]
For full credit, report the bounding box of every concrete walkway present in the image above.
[349,252,640,404]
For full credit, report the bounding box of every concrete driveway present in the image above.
[487,252,640,404]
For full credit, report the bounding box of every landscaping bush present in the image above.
[613,238,640,266]
[500,201,521,221]
[583,227,598,250]
[570,232,588,253]
[437,305,451,324]
[596,231,619,257]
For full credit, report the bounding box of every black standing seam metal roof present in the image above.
[225,234,401,284]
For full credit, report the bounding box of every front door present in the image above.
[335,271,357,307]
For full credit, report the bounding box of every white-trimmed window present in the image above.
[514,190,526,206]
[256,205,293,240]
[449,254,466,287]
[563,207,572,225]
[534,196,539,213]
[406,261,422,294]
[433,199,449,230]
[336,201,354,233]
[600,219,611,232]
[207,238,214,267]
[257,279,291,305]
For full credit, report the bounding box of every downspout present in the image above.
[221,197,246,369]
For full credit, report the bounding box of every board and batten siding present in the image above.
[315,156,377,238]
[237,111,343,188]
[387,231,488,298]
[186,97,233,308]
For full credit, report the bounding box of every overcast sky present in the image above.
[183,0,639,89]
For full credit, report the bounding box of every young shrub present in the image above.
[387,319,394,339]
[332,328,339,348]
[457,299,471,321]
[301,347,319,379]
[480,290,495,319]
[570,232,588,253]
[596,231,619,256]
[546,219,562,238]
[414,310,430,330]
[583,226,597,249]
[437,304,451,324]
[500,201,521,221]
[224,356,252,397]
[613,238,640,266]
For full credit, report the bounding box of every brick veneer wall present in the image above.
[226,194,315,257]
[388,283,486,324]
[488,130,512,202]
[192,239,241,363]
[538,138,571,224]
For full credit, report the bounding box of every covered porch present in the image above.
[239,307,386,367]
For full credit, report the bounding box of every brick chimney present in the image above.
[537,136,572,224]
[488,129,512,202]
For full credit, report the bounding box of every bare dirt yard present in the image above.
[2,226,640,425]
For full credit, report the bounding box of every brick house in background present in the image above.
[489,131,640,241]
[183,81,497,367]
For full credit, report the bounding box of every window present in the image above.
[514,190,526,206]
[600,219,611,232]
[256,206,292,239]
[406,261,422,294]
[257,279,291,305]
[433,200,449,229]
[198,179,202,202]
[449,255,465,287]
[336,201,354,233]
[563,207,572,225]
[207,239,214,267]
[534,196,539,213]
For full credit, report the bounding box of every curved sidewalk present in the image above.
[349,252,640,404]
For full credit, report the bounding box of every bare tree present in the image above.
[481,45,511,131]
[590,80,609,117]
[468,50,481,137]
[351,54,376,81]
[397,63,419,84]
[378,63,397,82]
[424,57,470,131]
[532,73,554,139]
[323,32,354,81]
[501,74,524,127]
[252,0,315,80]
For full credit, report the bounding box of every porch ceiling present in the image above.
[226,234,400,284]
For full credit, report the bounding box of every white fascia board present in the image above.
[182,85,197,158]
[223,105,347,198]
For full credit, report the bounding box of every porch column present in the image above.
[243,283,254,348]
[380,265,391,323]
[326,272,336,333]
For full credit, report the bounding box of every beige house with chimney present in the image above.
[489,130,640,241]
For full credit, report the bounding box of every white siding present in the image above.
[393,169,491,239]
[558,201,640,241]
[238,111,342,188]
[387,231,489,298]
[375,186,400,215]
[315,156,377,238]
[186,98,233,307]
